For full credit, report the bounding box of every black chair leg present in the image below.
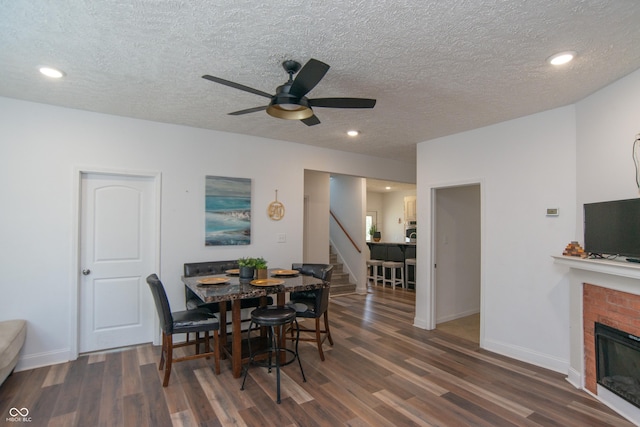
[293,319,306,383]
[240,321,254,392]
[274,326,282,403]
[241,317,305,404]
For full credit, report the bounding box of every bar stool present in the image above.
[241,306,305,404]
[366,259,384,286]
[405,258,416,289]
[382,261,405,289]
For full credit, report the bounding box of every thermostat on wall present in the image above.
[546,208,559,216]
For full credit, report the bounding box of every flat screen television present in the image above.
[583,198,640,260]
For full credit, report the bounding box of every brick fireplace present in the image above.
[582,284,640,395]
[554,255,640,425]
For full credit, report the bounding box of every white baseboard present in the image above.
[15,348,73,372]
[482,338,569,374]
[413,316,430,329]
[436,308,479,324]
[566,367,582,389]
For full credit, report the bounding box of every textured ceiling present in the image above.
[2,1,640,162]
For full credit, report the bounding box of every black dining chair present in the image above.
[287,263,334,361]
[146,274,220,387]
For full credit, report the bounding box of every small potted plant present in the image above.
[254,257,268,279]
[370,224,381,242]
[238,257,256,279]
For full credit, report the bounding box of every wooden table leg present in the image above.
[232,299,242,378]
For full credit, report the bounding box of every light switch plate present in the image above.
[277,233,286,243]
[546,208,559,216]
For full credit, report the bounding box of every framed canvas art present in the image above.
[205,176,251,246]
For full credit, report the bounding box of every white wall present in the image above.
[569,68,640,378]
[576,70,640,212]
[303,170,330,263]
[366,189,417,243]
[416,105,577,373]
[330,175,367,292]
[381,190,416,243]
[416,66,640,375]
[0,96,415,370]
[366,190,383,237]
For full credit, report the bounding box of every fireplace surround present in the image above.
[554,255,640,425]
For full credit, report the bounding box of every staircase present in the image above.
[329,245,357,296]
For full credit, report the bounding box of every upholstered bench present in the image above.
[0,319,27,386]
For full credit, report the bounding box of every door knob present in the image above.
[82,269,91,275]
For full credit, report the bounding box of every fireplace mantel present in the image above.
[553,255,640,281]
[555,255,640,424]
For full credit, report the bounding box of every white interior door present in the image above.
[79,172,156,353]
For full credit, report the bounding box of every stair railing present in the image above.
[330,210,361,253]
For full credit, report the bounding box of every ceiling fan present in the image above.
[202,58,376,126]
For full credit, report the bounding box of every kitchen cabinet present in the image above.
[404,196,416,222]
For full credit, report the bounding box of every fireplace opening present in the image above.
[595,322,640,408]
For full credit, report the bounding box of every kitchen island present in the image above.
[367,241,416,262]
[366,241,416,288]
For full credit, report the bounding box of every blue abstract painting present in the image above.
[205,176,251,246]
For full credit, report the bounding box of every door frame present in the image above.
[70,167,162,359]
[426,179,485,345]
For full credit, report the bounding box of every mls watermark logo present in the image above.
[7,407,31,423]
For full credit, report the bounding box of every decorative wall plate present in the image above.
[268,189,285,220]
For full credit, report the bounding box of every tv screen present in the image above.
[583,198,640,259]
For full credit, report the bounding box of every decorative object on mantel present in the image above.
[563,241,587,258]
[268,189,285,221]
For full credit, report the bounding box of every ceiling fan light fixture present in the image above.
[203,58,375,125]
[267,95,313,120]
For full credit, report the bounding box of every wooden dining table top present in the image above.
[181,268,328,303]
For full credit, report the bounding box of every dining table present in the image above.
[181,268,328,378]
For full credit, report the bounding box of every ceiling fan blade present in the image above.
[228,105,268,116]
[309,98,376,109]
[202,75,273,99]
[289,59,330,98]
[301,115,321,126]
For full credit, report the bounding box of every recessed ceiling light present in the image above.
[39,67,65,78]
[547,51,576,66]
[347,130,359,137]
[385,186,391,190]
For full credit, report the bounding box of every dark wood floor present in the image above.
[1,286,634,426]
